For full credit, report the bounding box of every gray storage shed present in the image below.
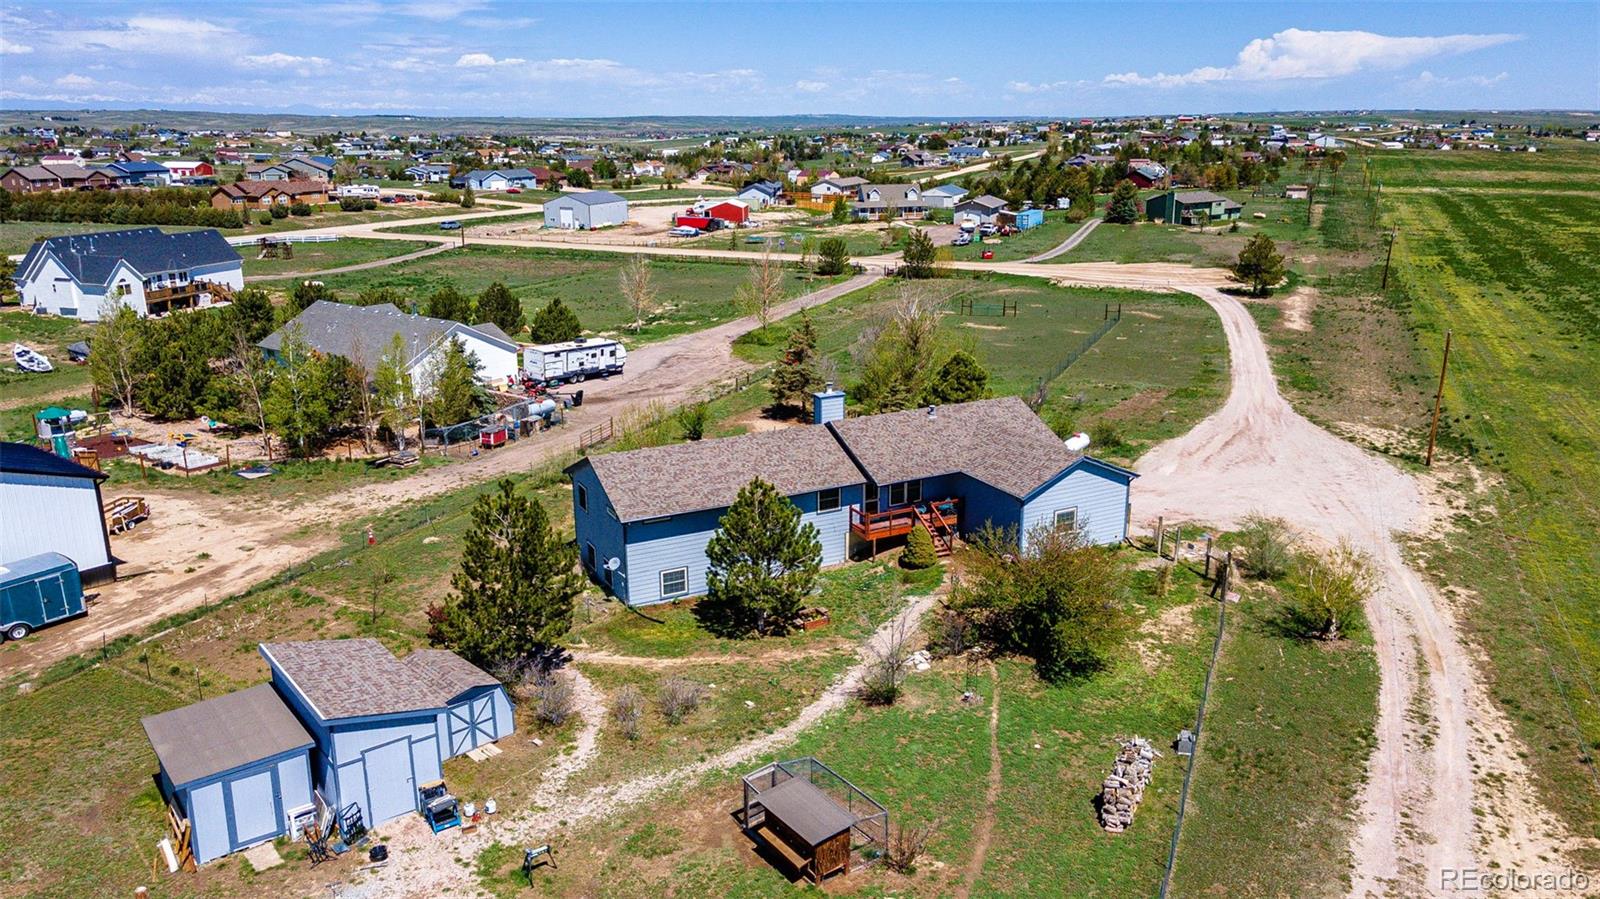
[543,190,628,229]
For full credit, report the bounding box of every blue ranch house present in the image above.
[567,393,1136,607]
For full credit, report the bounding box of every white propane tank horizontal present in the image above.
[1065,432,1091,452]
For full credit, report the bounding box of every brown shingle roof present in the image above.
[401,649,500,701]
[828,396,1082,498]
[580,426,863,522]
[260,639,444,720]
[141,683,313,786]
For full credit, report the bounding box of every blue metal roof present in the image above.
[17,227,239,288]
[0,441,107,481]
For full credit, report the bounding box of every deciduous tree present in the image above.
[90,296,143,414]
[263,325,333,457]
[816,236,849,275]
[424,337,485,426]
[736,247,784,336]
[901,228,936,279]
[618,255,658,333]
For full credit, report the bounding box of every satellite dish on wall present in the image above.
[604,557,621,572]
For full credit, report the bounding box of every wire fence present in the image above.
[1027,304,1123,410]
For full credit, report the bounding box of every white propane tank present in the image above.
[1065,432,1092,452]
[528,398,558,420]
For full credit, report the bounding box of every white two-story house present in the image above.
[14,227,244,322]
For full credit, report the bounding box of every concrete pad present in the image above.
[243,841,283,871]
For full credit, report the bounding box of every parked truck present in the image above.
[0,552,85,641]
[522,337,626,386]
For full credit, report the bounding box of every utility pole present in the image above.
[1425,329,1453,467]
[1381,226,1398,289]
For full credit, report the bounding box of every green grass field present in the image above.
[0,312,94,411]
[1063,190,1315,268]
[945,212,1085,262]
[240,237,433,278]
[1369,147,1600,859]
[301,245,840,343]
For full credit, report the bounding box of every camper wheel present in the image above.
[574,373,586,382]
[5,623,31,641]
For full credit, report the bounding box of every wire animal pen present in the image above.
[741,757,888,880]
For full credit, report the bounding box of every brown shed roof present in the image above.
[260,639,445,721]
[757,776,857,846]
[400,649,500,701]
[579,426,863,523]
[827,396,1082,499]
[141,683,312,787]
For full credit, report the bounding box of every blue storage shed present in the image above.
[260,640,514,829]
[0,551,85,641]
[141,684,315,865]
[1012,208,1045,230]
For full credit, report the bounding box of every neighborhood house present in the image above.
[567,393,1136,606]
[14,227,243,321]
[1144,190,1244,225]
[259,301,520,388]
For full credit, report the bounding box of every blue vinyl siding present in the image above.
[176,747,312,864]
[569,462,627,599]
[955,475,1024,539]
[618,484,861,607]
[1021,460,1134,546]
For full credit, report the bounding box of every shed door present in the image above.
[363,738,416,825]
[559,207,574,228]
[228,770,281,849]
[471,695,497,745]
[448,702,476,756]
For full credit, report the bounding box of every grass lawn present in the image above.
[946,211,1086,262]
[241,237,433,278]
[1059,190,1315,268]
[0,311,94,411]
[685,220,891,258]
[378,209,543,234]
[1170,571,1379,896]
[308,245,841,344]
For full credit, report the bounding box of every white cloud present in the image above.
[1006,79,1084,94]
[242,52,332,72]
[55,73,94,87]
[455,52,526,67]
[1408,69,1510,89]
[396,0,488,20]
[1,36,32,54]
[794,80,829,93]
[54,16,236,55]
[1105,28,1521,88]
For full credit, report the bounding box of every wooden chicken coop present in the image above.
[741,757,887,883]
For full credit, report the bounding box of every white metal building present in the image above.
[542,190,628,229]
[0,442,117,583]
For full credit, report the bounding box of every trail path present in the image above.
[955,662,1002,899]
[338,597,940,898]
[1023,217,1102,262]
[1133,286,1583,896]
[0,274,878,676]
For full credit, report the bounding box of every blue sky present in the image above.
[2,2,1596,117]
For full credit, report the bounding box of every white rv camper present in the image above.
[523,337,626,385]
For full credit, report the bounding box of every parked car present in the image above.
[506,187,522,194]
[439,220,461,230]
[952,233,972,247]
[669,225,702,237]
[978,223,999,236]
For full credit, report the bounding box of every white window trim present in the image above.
[1054,507,1079,528]
[659,567,689,598]
[817,487,842,512]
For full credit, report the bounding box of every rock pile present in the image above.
[1099,737,1158,833]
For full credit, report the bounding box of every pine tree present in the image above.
[901,523,939,570]
[426,285,473,323]
[1231,233,1286,296]
[700,478,822,637]
[769,313,821,411]
[1106,179,1140,224]
[924,350,990,404]
[427,479,583,671]
[528,297,583,343]
[134,312,214,421]
[289,280,334,314]
[228,287,276,343]
[901,228,937,279]
[460,185,476,208]
[816,237,849,275]
[830,195,851,224]
[476,281,524,334]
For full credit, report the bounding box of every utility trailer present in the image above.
[522,337,626,387]
[0,552,85,641]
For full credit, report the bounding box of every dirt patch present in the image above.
[1127,309,1164,320]
[960,322,1009,331]
[1131,601,1201,672]
[1101,389,1172,422]
[1278,287,1317,332]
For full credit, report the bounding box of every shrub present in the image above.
[289,202,312,217]
[1089,420,1123,450]
[675,401,710,441]
[816,237,849,275]
[339,197,364,212]
[531,671,575,727]
[657,676,706,725]
[257,212,273,225]
[269,204,289,219]
[885,818,941,874]
[1281,542,1376,641]
[363,198,377,211]
[611,685,645,740]
[925,606,974,658]
[859,614,911,705]
[1234,514,1293,580]
[900,523,939,570]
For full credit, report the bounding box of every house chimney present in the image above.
[812,383,845,425]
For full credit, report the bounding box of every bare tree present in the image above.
[886,817,942,874]
[618,254,658,333]
[228,320,274,456]
[736,246,785,336]
[346,333,378,453]
[859,610,913,705]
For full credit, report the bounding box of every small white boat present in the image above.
[13,343,53,373]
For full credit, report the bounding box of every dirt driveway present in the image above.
[0,273,880,677]
[1133,287,1584,896]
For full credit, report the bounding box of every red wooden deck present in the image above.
[851,498,960,555]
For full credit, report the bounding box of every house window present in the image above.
[585,542,596,572]
[817,487,842,512]
[576,483,588,512]
[660,567,689,598]
[115,282,130,297]
[1054,508,1079,530]
[888,480,922,508]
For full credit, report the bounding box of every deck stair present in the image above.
[913,503,956,556]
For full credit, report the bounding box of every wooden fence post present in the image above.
[1155,516,1165,557]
